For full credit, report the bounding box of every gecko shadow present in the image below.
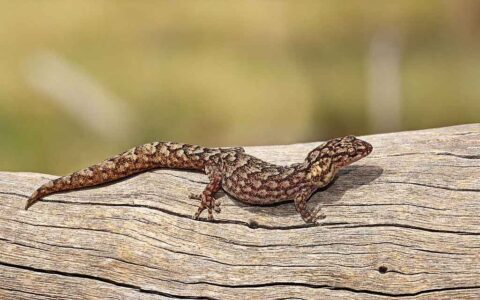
[227,164,384,221]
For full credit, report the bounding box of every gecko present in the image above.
[25,136,372,224]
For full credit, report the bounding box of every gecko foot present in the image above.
[190,193,221,215]
[308,207,326,225]
[192,195,220,221]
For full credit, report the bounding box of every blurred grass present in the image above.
[0,1,479,174]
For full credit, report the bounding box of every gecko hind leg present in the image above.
[191,172,222,221]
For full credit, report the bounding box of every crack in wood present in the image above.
[375,181,480,193]
[2,260,479,298]
[0,287,56,299]
[335,223,480,235]
[325,202,447,211]
[386,151,480,159]
[0,261,216,299]
[187,280,480,297]
[435,152,480,159]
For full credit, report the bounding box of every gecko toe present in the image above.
[213,199,222,213]
[189,193,202,200]
[207,208,214,221]
[193,203,206,220]
[311,209,326,225]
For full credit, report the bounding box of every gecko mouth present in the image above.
[355,139,373,157]
[364,142,373,155]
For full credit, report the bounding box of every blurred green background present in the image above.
[0,1,479,175]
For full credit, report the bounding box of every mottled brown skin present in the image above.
[25,136,372,224]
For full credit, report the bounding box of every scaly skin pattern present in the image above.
[25,136,372,224]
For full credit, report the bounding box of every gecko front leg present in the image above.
[294,189,326,225]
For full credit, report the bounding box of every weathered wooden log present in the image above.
[1,124,479,299]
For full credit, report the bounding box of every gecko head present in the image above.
[326,135,372,168]
[306,135,372,182]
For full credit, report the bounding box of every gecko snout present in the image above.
[363,141,373,155]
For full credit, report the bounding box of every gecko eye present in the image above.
[347,147,356,156]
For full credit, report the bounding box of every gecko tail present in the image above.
[25,190,41,210]
[24,142,214,210]
[25,177,64,210]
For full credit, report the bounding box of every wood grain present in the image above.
[1,124,479,299]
